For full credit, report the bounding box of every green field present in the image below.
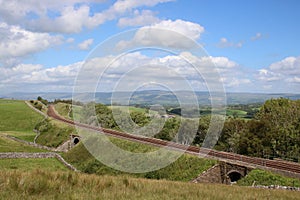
[0,135,45,152]
[0,158,68,171]
[226,109,248,118]
[0,99,44,141]
[0,170,299,200]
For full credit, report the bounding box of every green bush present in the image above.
[237,169,300,187]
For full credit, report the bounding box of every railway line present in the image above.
[47,105,300,175]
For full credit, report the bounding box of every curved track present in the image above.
[47,105,300,175]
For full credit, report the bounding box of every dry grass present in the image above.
[0,170,299,200]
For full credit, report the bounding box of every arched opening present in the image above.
[73,137,80,145]
[227,171,243,183]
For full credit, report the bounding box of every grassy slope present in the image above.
[35,119,75,148]
[0,135,45,152]
[63,139,217,182]
[0,99,44,141]
[54,102,72,119]
[0,170,299,200]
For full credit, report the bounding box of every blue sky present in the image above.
[1,0,300,94]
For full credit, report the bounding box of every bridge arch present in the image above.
[227,170,243,182]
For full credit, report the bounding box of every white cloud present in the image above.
[0,0,104,25]
[118,10,160,27]
[151,20,204,40]
[0,23,63,60]
[269,56,300,75]
[258,56,300,82]
[1,51,251,93]
[0,0,173,34]
[116,19,205,50]
[217,37,243,48]
[0,62,82,92]
[78,38,94,50]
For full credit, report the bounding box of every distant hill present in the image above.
[2,91,300,106]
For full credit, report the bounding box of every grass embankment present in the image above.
[63,138,217,182]
[238,169,300,187]
[0,170,299,200]
[54,102,72,119]
[35,119,75,148]
[0,99,44,142]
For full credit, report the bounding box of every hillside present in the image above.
[3,91,300,105]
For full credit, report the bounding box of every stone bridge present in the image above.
[192,161,254,184]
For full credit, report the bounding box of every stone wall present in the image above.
[192,164,223,183]
[5,135,57,152]
[192,161,253,184]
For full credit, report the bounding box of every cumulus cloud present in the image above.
[255,56,300,92]
[217,37,243,48]
[0,47,253,94]
[0,0,173,33]
[0,62,82,92]
[77,52,248,92]
[0,23,63,60]
[116,19,205,50]
[258,56,300,82]
[118,10,161,27]
[78,38,94,50]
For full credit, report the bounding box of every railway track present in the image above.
[47,105,300,175]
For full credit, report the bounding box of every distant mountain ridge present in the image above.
[2,91,300,105]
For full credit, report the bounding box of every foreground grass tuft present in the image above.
[0,170,299,200]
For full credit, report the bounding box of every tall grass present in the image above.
[0,170,299,200]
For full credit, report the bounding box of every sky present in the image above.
[1,0,300,95]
